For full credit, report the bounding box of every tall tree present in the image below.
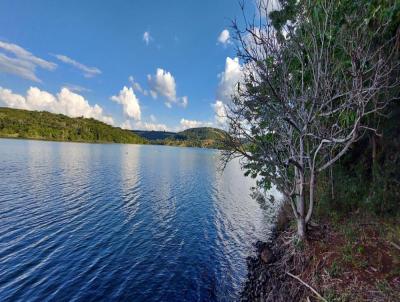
[224,0,399,239]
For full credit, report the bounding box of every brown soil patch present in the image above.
[241,215,400,301]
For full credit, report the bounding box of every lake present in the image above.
[0,139,280,302]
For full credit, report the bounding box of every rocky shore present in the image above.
[240,232,310,302]
[240,200,308,302]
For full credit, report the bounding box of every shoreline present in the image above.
[0,135,146,145]
[0,108,224,150]
[240,210,400,301]
[0,136,223,150]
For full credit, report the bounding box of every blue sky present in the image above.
[0,0,249,131]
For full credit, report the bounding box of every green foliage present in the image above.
[230,0,398,217]
[132,130,176,141]
[269,0,299,35]
[134,127,228,149]
[179,127,226,141]
[327,260,342,278]
[323,289,351,302]
[315,102,400,217]
[294,237,305,251]
[0,107,147,144]
[375,280,393,295]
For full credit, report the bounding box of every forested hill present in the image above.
[132,130,176,141]
[0,107,147,144]
[0,107,227,148]
[179,127,227,141]
[133,127,228,149]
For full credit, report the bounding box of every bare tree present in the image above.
[223,0,399,239]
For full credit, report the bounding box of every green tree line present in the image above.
[0,107,147,144]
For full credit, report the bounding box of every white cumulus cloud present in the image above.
[137,121,168,131]
[217,29,231,45]
[0,87,27,109]
[0,86,113,125]
[0,40,56,82]
[111,86,141,121]
[147,68,176,102]
[179,118,212,130]
[212,57,243,126]
[216,57,242,102]
[212,100,227,126]
[143,31,152,45]
[54,54,101,78]
[147,68,188,108]
[120,120,168,131]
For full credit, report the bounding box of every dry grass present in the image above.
[241,214,400,301]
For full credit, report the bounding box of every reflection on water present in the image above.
[0,139,281,302]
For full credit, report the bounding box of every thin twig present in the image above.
[389,241,400,251]
[286,272,327,302]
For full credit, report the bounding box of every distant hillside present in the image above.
[132,130,177,141]
[0,107,228,148]
[179,127,227,141]
[0,107,147,144]
[134,127,227,149]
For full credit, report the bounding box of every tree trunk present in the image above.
[295,167,307,240]
[297,216,306,240]
[306,169,315,224]
[330,161,334,201]
[371,134,377,183]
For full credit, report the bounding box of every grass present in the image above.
[327,260,342,278]
[278,210,400,301]
[241,205,399,301]
[320,213,400,300]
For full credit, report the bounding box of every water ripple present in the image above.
[0,139,279,302]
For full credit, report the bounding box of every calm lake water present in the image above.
[0,139,280,302]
